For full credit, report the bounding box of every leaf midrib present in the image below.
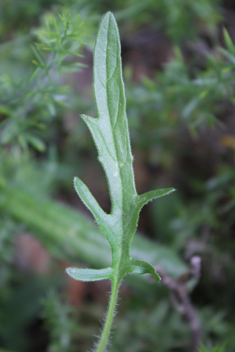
[104,14,129,274]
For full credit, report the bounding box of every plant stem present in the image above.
[95,278,120,352]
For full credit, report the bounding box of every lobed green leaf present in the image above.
[70,12,175,284]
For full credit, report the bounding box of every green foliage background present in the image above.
[0,0,235,351]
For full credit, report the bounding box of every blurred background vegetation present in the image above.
[0,0,235,351]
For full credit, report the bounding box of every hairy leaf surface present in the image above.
[66,12,175,284]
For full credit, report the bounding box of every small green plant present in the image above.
[66,12,175,351]
[0,10,88,153]
[199,344,226,352]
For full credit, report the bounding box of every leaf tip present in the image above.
[169,188,176,194]
[103,11,114,19]
[80,114,88,119]
[100,11,117,29]
[155,271,161,283]
[66,267,76,278]
[80,114,97,123]
[73,176,78,186]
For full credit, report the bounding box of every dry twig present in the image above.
[155,256,201,352]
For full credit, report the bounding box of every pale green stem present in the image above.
[95,278,120,352]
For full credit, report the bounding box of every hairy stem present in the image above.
[95,279,120,352]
